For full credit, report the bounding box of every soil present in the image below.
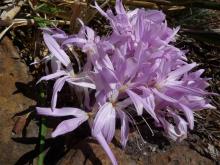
[0,36,37,165]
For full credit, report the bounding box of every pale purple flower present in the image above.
[35,0,216,164]
[36,107,88,137]
[91,98,130,165]
[38,31,96,110]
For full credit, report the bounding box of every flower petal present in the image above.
[116,98,132,109]
[36,70,67,84]
[179,103,194,130]
[62,37,87,47]
[117,110,129,148]
[67,78,96,89]
[94,133,118,165]
[43,33,71,67]
[126,89,143,115]
[93,1,109,19]
[52,117,88,137]
[51,76,68,109]
[152,88,177,103]
[92,102,116,142]
[115,0,126,14]
[142,91,158,122]
[158,113,187,141]
[167,85,207,96]
[36,107,87,118]
[168,63,197,79]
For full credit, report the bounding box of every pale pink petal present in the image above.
[62,37,87,47]
[93,1,109,19]
[115,0,126,14]
[85,27,95,40]
[167,85,207,96]
[117,110,129,148]
[179,103,194,130]
[36,107,87,118]
[43,33,71,67]
[92,102,116,142]
[168,63,197,79]
[51,76,68,109]
[116,98,132,109]
[142,91,158,122]
[52,117,88,137]
[158,113,187,141]
[67,78,96,89]
[152,88,177,103]
[94,133,118,165]
[126,89,143,115]
[36,71,67,84]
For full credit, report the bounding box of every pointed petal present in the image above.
[158,114,187,141]
[102,108,116,142]
[43,33,71,67]
[152,88,177,103]
[36,107,87,118]
[164,26,180,43]
[51,76,68,109]
[146,10,165,23]
[52,117,88,137]
[168,63,197,79]
[102,55,114,70]
[117,110,129,148]
[93,1,109,19]
[67,78,96,89]
[115,0,126,14]
[94,133,118,165]
[204,104,216,109]
[85,27,95,40]
[142,93,158,122]
[172,114,188,141]
[168,85,207,96]
[101,67,118,89]
[36,71,67,84]
[62,37,87,47]
[116,98,132,110]
[92,102,116,142]
[126,89,143,115]
[179,103,194,130]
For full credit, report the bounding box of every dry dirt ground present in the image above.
[0,36,37,165]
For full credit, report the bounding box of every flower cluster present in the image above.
[36,1,215,164]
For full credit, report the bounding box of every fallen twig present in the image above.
[1,0,27,20]
[0,0,27,40]
[0,18,70,27]
[0,23,14,40]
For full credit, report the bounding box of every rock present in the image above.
[57,138,136,165]
[205,143,220,160]
[145,145,214,165]
[57,131,214,165]
[0,37,37,165]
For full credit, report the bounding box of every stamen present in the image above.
[69,70,76,78]
[126,111,146,144]
[126,112,145,151]
[129,106,154,136]
[119,84,128,93]
[141,116,155,136]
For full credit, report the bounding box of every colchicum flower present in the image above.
[36,0,215,164]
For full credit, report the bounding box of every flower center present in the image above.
[118,84,128,93]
